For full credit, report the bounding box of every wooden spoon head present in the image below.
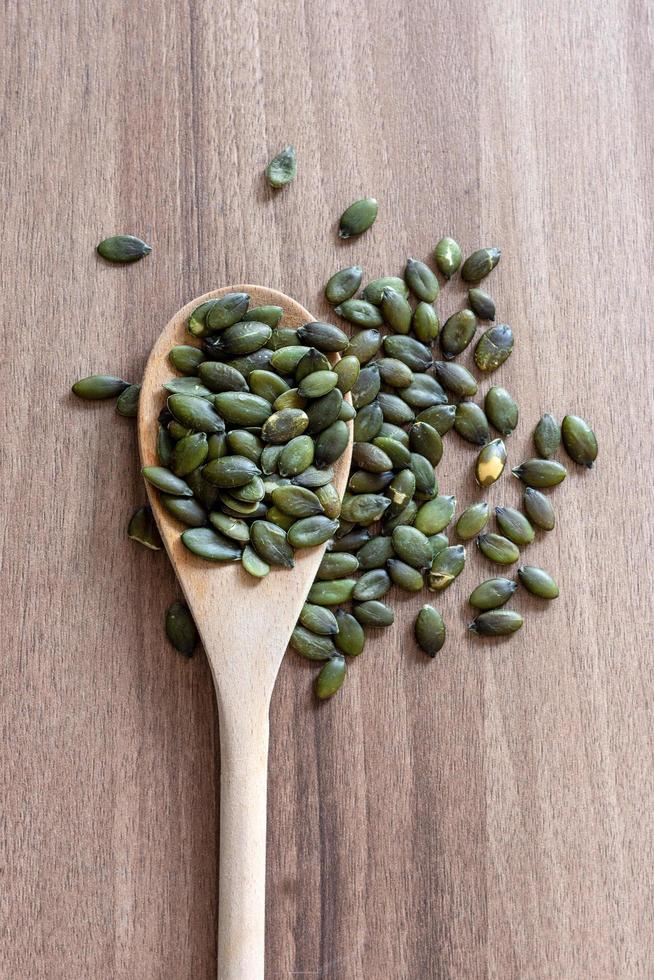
[138,285,352,704]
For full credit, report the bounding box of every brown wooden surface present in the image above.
[2,1,653,977]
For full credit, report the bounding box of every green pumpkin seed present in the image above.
[72,374,130,399]
[203,455,260,489]
[247,370,287,403]
[297,370,338,399]
[308,578,356,605]
[168,421,193,440]
[214,391,273,426]
[381,287,412,334]
[299,603,340,637]
[469,609,523,636]
[97,234,151,263]
[333,356,361,394]
[428,545,466,591]
[382,499,418,534]
[226,475,265,503]
[317,552,359,579]
[297,321,349,352]
[523,488,555,531]
[434,237,461,278]
[456,501,489,540]
[169,345,205,375]
[181,526,242,561]
[205,292,250,332]
[477,532,519,564]
[265,145,297,188]
[416,404,456,435]
[313,483,341,519]
[334,611,365,656]
[168,393,225,433]
[206,512,249,542]
[345,329,383,364]
[351,364,381,409]
[414,605,446,657]
[275,434,313,477]
[315,655,347,699]
[412,302,440,343]
[272,485,324,517]
[334,298,383,327]
[226,349,274,378]
[352,441,393,473]
[377,392,415,425]
[353,601,394,628]
[309,422,347,469]
[338,197,378,238]
[377,357,413,388]
[266,506,295,531]
[161,494,207,527]
[468,288,496,320]
[400,374,447,410]
[461,247,501,282]
[495,506,535,546]
[127,506,162,550]
[387,559,424,592]
[469,577,517,610]
[187,300,220,338]
[291,625,336,660]
[293,465,334,488]
[226,430,263,464]
[270,346,311,374]
[362,276,409,305]
[414,495,456,535]
[484,386,518,436]
[295,348,331,381]
[142,465,193,497]
[165,601,198,656]
[186,467,219,509]
[171,432,209,476]
[533,413,561,459]
[440,309,477,359]
[260,444,283,474]
[454,402,490,446]
[325,265,364,304]
[512,459,567,488]
[433,361,478,398]
[260,408,308,444]
[241,544,270,577]
[218,321,273,356]
[353,402,383,442]
[163,377,214,400]
[378,422,410,445]
[115,383,140,417]
[349,469,394,493]
[157,425,174,466]
[387,469,416,513]
[305,389,344,434]
[198,361,248,393]
[405,257,439,302]
[328,527,371,552]
[518,565,559,599]
[475,439,507,488]
[340,493,390,525]
[392,525,433,568]
[250,520,294,567]
[383,335,432,372]
[474,324,514,371]
[356,536,394,570]
[273,388,306,411]
[561,415,598,467]
[373,436,412,469]
[353,568,391,601]
[428,533,449,558]
[243,305,284,328]
[409,452,437,496]
[217,492,262,515]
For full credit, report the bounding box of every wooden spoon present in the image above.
[138,285,352,980]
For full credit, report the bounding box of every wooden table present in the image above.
[3,1,652,977]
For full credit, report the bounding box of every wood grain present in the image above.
[1,1,653,978]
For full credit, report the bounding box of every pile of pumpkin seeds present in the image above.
[75,210,598,700]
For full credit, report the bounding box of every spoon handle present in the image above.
[217,700,270,980]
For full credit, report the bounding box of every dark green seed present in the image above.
[165,601,198,657]
[225,349,274,378]
[97,234,151,263]
[377,357,414,388]
[405,257,440,302]
[440,309,477,359]
[269,326,297,349]
[518,565,559,599]
[297,321,349,353]
[142,465,193,497]
[523,488,555,531]
[327,527,370,552]
[338,197,378,238]
[325,265,364,305]
[181,526,242,561]
[116,383,141,417]
[278,434,315,477]
[311,421,348,468]
[409,452,437,497]
[469,577,517,610]
[292,465,335,488]
[362,276,409,305]
[340,492,390,525]
[454,402,490,446]
[243,306,284,328]
[186,467,219,509]
[534,413,561,459]
[205,292,250,332]
[561,415,598,468]
[168,393,225,434]
[349,470,394,493]
[408,423,443,466]
[334,298,383,328]
[188,300,221,339]
[270,346,311,374]
[313,483,340,519]
[387,559,424,592]
[461,247,501,283]
[353,568,391,601]
[265,145,297,188]
[456,502,489,540]
[169,345,205,375]
[392,525,433,568]
[352,441,393,473]
[334,356,361,394]
[382,499,418,534]
[383,335,432,372]
[428,545,465,591]
[353,402,383,442]
[477,533,519,564]
[207,433,228,461]
[381,287,412,334]
[351,364,381,409]
[414,495,456,535]
[469,609,523,636]
[412,302,440,343]
[250,520,295,567]
[317,552,359,579]
[378,392,415,425]
[474,324,514,372]
[305,389,344,435]
[261,408,309,444]
[288,516,339,548]
[171,432,209,477]
[72,374,130,400]
[400,374,447,410]
[416,404,456,435]
[271,485,323,517]
[345,329,382,364]
[226,430,263,464]
[357,536,395,569]
[295,349,332,381]
[334,611,365,656]
[433,361,478,398]
[308,579,356,605]
[468,288,496,320]
[414,605,446,657]
[291,625,336,660]
[274,388,306,412]
[386,469,416,514]
[214,392,272,427]
[157,425,174,467]
[495,506,535,546]
[208,512,251,542]
[512,459,567,488]
[434,237,461,278]
[266,507,295,531]
[378,422,410,446]
[161,495,207,527]
[475,439,507,488]
[216,320,272,356]
[227,475,265,503]
[249,369,289,402]
[241,544,270,578]
[315,656,347,699]
[353,600,394,628]
[163,377,214,399]
[168,421,193,440]
[198,361,248,393]
[373,436,411,469]
[299,603,340,637]
[428,533,449,558]
[203,456,260,488]
[127,506,162,550]
[484,386,519,436]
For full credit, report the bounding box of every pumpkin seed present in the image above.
[205,292,250,332]
[168,393,225,433]
[352,441,393,473]
[114,383,140,417]
[315,656,347,699]
[312,482,340,520]
[353,568,392,601]
[523,488,555,531]
[214,391,272,426]
[408,422,443,466]
[433,361,478,398]
[561,415,598,467]
[227,349,274,378]
[383,335,432,372]
[414,495,456,535]
[215,321,272,356]
[400,373,447,410]
[270,346,311,373]
[440,309,477,359]
[391,525,433,568]
[495,506,535,546]
[518,565,559,599]
[412,302,440,343]
[475,439,507,488]
[469,577,517,610]
[345,329,383,364]
[533,413,561,459]
[484,386,518,435]
[127,506,162,549]
[334,298,384,328]
[291,625,336,660]
[299,603,340,636]
[198,361,248,393]
[161,495,207,527]
[305,389,344,434]
[372,436,411,469]
[276,434,313,477]
[261,408,309,444]
[350,470,394,493]
[340,492,390,525]
[168,421,192,440]
[163,377,214,399]
[357,536,395,570]
[97,234,151,263]
[414,605,446,656]
[468,288,496,320]
[477,533,519,564]
[382,499,418,534]
[241,544,271,577]
[351,364,381,409]
[362,276,409,305]
[297,371,338,399]
[428,533,449,558]
[207,512,250,542]
[454,402,490,446]
[157,426,174,466]
[428,545,465,591]
[203,455,261,488]
[387,559,424,592]
[288,516,339,548]
[271,484,323,517]
[327,527,370,552]
[169,345,205,375]
[226,430,263,464]
[227,475,265,503]
[171,432,209,476]
[72,375,130,399]
[377,357,413,388]
[325,265,364,304]
[248,370,288,403]
[338,197,378,238]
[416,404,456,435]
[409,452,437,496]
[381,287,412,334]
[181,526,242,561]
[474,324,514,371]
[142,465,193,497]
[387,469,416,513]
[295,348,332,381]
[512,459,567,488]
[250,520,295,567]
[308,579,356,605]
[317,552,359,579]
[456,502,489,540]
[265,145,297,188]
[469,609,523,636]
[243,306,284,328]
[266,506,295,530]
[334,611,365,656]
[434,236,461,278]
[405,257,439,302]
[165,601,198,656]
[460,247,501,282]
[353,600,394,628]
[378,422,410,445]
[334,356,361,393]
[377,392,415,425]
[293,465,335,488]
[186,467,219,509]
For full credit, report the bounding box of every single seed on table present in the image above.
[474,324,514,371]
[387,558,424,592]
[291,625,336,660]
[165,601,198,657]
[392,525,434,568]
[477,532,520,564]
[351,363,381,409]
[203,456,261,488]
[456,501,489,540]
[484,386,519,435]
[518,565,559,599]
[415,605,446,657]
[142,465,193,497]
[353,568,392,601]
[561,415,598,467]
[468,288,496,320]
[460,247,501,282]
[345,328,383,364]
[307,578,356,605]
[317,551,359,580]
[72,374,130,399]
[161,495,207,527]
[169,393,225,433]
[169,345,205,375]
[128,506,162,550]
[412,302,440,343]
[353,601,395,628]
[454,402,490,446]
[416,404,456,435]
[433,361,478,398]
[278,434,315,477]
[334,298,384,327]
[325,265,364,304]
[287,515,339,549]
[383,334,433,372]
[209,512,250,542]
[241,544,271,578]
[265,145,297,188]
[381,287,413,334]
[271,485,324,517]
[534,412,561,458]
[362,276,410,305]
[414,495,456,535]
[373,436,412,469]
[405,258,440,302]
[469,609,523,636]
[198,361,248,393]
[428,545,465,591]
[400,374,447,410]
[338,197,378,238]
[377,357,414,388]
[243,305,284,328]
[181,526,242,561]
[334,610,365,656]
[97,234,151,263]
[469,577,517,610]
[495,506,535,546]
[440,309,477,359]
[171,432,209,477]
[409,422,443,466]
[475,439,507,488]
[250,520,295,567]
[315,656,347,700]
[297,321,349,352]
[434,236,462,278]
[523,487,555,530]
[512,458,567,488]
[116,384,141,417]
